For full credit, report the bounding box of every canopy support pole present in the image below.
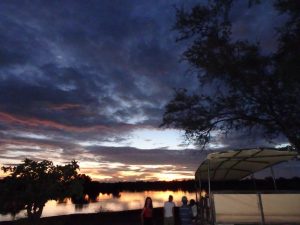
[270,166,277,190]
[195,180,198,202]
[207,160,213,225]
[251,174,257,191]
[257,193,265,225]
[208,160,211,196]
[198,178,202,225]
[198,178,202,204]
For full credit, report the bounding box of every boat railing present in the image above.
[198,190,300,225]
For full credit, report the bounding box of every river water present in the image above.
[0,190,196,221]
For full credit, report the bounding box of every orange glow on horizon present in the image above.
[79,164,195,182]
[0,162,194,182]
[0,169,6,179]
[80,169,194,182]
[81,171,194,182]
[151,171,194,181]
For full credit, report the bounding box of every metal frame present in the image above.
[195,148,297,181]
[257,192,265,225]
[209,190,300,225]
[195,148,299,225]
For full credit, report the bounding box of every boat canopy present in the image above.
[195,148,298,181]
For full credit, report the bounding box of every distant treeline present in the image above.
[1,176,299,197]
[82,177,300,200]
[82,180,196,200]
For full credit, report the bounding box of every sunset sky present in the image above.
[0,0,297,181]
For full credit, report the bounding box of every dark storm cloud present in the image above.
[87,146,206,167]
[0,0,279,122]
[230,0,285,53]
[209,128,289,151]
[0,0,199,132]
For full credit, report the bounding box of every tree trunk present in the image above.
[26,202,45,225]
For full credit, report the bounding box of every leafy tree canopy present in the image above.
[0,159,84,222]
[162,0,300,151]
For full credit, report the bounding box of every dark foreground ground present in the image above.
[0,207,182,225]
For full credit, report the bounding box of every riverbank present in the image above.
[0,207,181,225]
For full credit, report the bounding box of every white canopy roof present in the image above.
[195,148,298,181]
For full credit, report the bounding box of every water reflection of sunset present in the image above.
[97,191,196,210]
[97,193,113,200]
[0,191,196,221]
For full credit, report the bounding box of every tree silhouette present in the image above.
[0,159,83,223]
[162,0,300,151]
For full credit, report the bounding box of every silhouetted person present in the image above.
[164,195,175,225]
[179,196,192,225]
[141,197,153,225]
[189,199,197,224]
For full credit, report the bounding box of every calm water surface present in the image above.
[0,190,196,221]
